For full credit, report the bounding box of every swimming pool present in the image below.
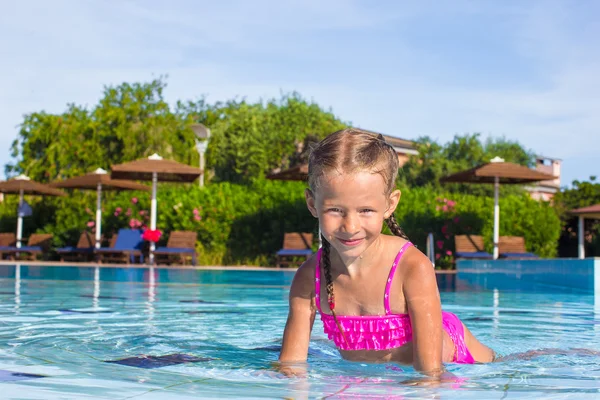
[0,264,599,399]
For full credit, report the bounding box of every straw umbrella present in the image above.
[111,154,202,263]
[266,164,308,181]
[267,163,322,248]
[440,157,557,259]
[50,168,150,248]
[568,204,600,259]
[0,175,66,248]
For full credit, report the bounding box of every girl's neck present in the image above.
[330,236,386,278]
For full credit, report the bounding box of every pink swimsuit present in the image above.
[315,242,475,364]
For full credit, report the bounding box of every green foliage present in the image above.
[553,176,600,257]
[7,79,198,182]
[395,187,561,268]
[0,182,560,268]
[399,133,536,196]
[179,93,347,183]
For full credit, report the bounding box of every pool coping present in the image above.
[0,260,457,274]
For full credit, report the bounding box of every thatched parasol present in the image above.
[266,164,309,181]
[50,168,150,248]
[0,175,66,248]
[111,154,202,263]
[569,204,600,259]
[267,163,321,248]
[440,157,557,259]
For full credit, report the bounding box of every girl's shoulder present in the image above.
[383,235,431,274]
[290,252,319,291]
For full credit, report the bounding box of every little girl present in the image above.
[279,128,495,379]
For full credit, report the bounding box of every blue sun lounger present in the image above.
[95,229,144,264]
[454,235,493,259]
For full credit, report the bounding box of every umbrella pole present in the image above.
[578,216,585,259]
[149,172,157,264]
[16,189,24,249]
[493,176,500,260]
[96,183,102,249]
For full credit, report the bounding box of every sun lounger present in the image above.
[0,233,16,260]
[454,235,493,259]
[2,233,54,261]
[276,232,313,268]
[153,231,198,266]
[56,231,95,262]
[498,236,539,259]
[95,229,144,264]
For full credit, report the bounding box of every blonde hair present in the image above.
[308,128,409,341]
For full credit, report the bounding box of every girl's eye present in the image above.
[361,209,375,213]
[326,208,342,213]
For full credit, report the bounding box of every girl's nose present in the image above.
[342,214,360,233]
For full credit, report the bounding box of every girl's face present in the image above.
[306,171,400,259]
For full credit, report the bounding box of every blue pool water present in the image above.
[0,264,599,399]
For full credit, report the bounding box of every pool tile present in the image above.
[179,299,224,304]
[183,310,243,314]
[105,354,212,369]
[80,295,126,300]
[58,309,113,314]
[0,370,46,382]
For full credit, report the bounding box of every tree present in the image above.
[179,92,347,183]
[7,78,197,182]
[554,176,600,257]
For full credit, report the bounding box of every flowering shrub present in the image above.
[0,181,561,267]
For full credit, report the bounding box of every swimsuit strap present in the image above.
[384,241,414,315]
[314,248,323,312]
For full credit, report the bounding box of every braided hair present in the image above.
[310,129,410,341]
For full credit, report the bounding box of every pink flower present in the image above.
[116,207,122,213]
[126,208,132,216]
[139,210,147,216]
[447,200,456,208]
[87,221,95,228]
[114,211,119,217]
[453,217,460,223]
[131,197,138,204]
[442,205,449,212]
[194,215,201,221]
[142,229,162,243]
[435,253,441,260]
[85,207,92,215]
[193,208,199,215]
[436,240,444,249]
[129,219,142,229]
[441,225,448,235]
[446,250,452,256]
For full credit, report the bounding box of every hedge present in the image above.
[0,181,561,268]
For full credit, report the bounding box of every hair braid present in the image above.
[385,213,409,240]
[321,235,349,347]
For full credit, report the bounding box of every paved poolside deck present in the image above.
[0,259,457,273]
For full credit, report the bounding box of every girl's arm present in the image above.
[403,255,445,376]
[278,260,317,374]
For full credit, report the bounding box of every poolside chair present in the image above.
[0,233,16,260]
[153,231,198,266]
[498,236,539,259]
[275,232,313,268]
[454,235,493,259]
[56,231,95,262]
[95,229,144,264]
[2,233,54,261]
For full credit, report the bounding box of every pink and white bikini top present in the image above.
[315,241,414,351]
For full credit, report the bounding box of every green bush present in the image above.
[395,187,561,268]
[0,182,560,267]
